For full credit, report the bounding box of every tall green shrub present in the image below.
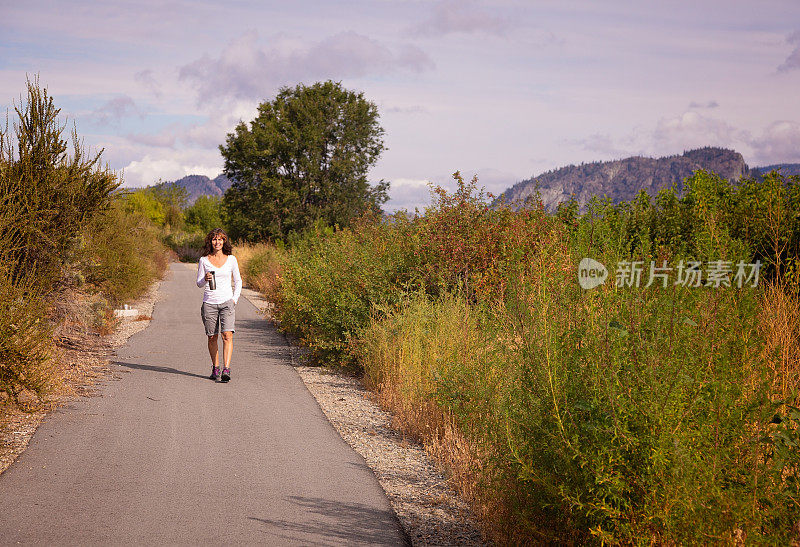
[1,78,119,293]
[0,170,56,400]
[123,189,166,225]
[360,258,798,543]
[415,172,554,302]
[0,79,167,403]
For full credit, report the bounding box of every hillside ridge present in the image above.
[158,174,231,204]
[498,147,753,211]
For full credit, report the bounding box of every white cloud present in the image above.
[573,112,800,168]
[465,167,520,195]
[125,130,177,149]
[124,103,255,152]
[574,112,740,161]
[119,151,222,187]
[384,177,433,212]
[383,167,518,212]
[576,133,632,158]
[178,30,435,105]
[651,111,743,152]
[749,121,800,164]
[383,104,429,114]
[688,100,719,109]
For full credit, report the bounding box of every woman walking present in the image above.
[196,228,242,382]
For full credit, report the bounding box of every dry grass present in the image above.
[233,241,267,267]
[236,242,285,305]
[360,296,521,545]
[374,381,506,543]
[52,289,119,341]
[758,282,800,403]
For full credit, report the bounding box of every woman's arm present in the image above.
[231,256,242,304]
[196,258,207,288]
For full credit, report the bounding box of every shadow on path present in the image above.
[234,318,295,362]
[113,361,208,380]
[248,495,410,546]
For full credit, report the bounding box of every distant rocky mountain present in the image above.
[164,174,231,204]
[498,147,755,212]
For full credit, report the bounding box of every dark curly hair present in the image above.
[202,228,233,257]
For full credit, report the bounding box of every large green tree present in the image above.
[219,80,388,241]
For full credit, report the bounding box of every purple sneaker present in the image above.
[221,368,230,383]
[210,366,220,380]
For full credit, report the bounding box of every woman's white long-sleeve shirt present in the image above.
[196,255,242,305]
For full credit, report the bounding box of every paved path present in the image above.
[0,263,408,545]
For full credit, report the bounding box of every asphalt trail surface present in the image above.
[0,263,409,546]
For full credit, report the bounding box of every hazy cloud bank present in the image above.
[688,100,719,109]
[578,111,800,166]
[179,30,434,105]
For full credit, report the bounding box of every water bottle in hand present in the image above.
[209,270,216,290]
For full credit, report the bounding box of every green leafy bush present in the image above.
[236,243,286,305]
[576,170,800,278]
[79,202,169,305]
[0,79,119,401]
[277,217,417,367]
[415,172,555,302]
[491,272,794,543]
[361,267,799,544]
[0,273,58,403]
[184,195,223,234]
[123,189,166,225]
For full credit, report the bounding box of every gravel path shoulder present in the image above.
[241,287,489,546]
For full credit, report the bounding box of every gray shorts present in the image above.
[201,299,235,337]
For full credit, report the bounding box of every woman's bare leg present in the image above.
[221,331,234,369]
[207,334,219,367]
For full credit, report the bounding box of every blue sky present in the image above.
[2,0,799,211]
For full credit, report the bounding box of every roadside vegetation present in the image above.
[6,74,798,542]
[241,170,800,544]
[0,80,169,408]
